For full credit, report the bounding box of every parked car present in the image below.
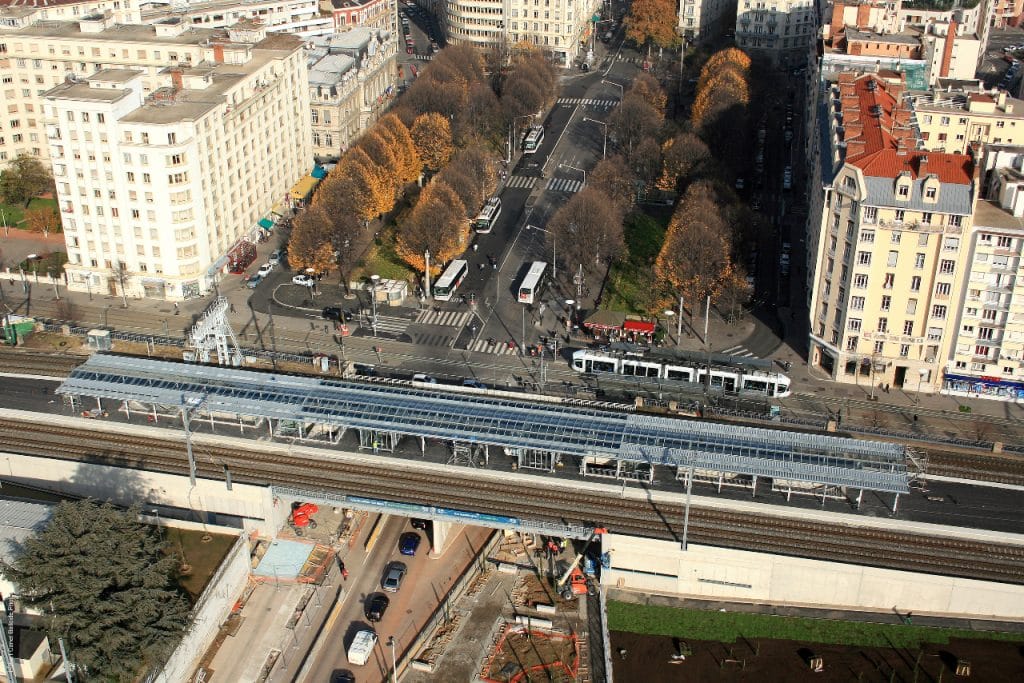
[411,373,437,384]
[347,630,377,666]
[353,363,377,377]
[246,274,263,289]
[268,249,283,266]
[365,593,390,622]
[292,274,315,287]
[399,532,421,556]
[462,378,487,389]
[381,561,407,592]
[411,518,430,530]
[256,263,274,278]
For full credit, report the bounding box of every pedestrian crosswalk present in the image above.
[369,314,411,336]
[410,332,455,348]
[466,338,521,355]
[414,309,473,327]
[720,344,758,359]
[504,175,584,194]
[557,97,618,108]
[546,177,584,193]
[505,175,538,190]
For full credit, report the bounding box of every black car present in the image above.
[365,593,390,622]
[322,307,343,321]
[410,518,430,530]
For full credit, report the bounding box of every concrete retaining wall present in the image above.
[602,534,1024,621]
[155,533,250,683]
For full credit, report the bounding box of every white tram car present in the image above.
[571,349,792,398]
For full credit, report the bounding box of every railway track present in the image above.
[0,417,1021,585]
[0,351,85,378]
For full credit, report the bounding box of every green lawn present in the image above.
[607,602,1022,649]
[161,527,239,602]
[602,210,669,314]
[358,236,415,283]
[0,197,59,229]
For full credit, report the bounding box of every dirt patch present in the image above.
[510,573,561,610]
[610,630,1024,682]
[482,625,579,682]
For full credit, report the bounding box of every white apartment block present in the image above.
[679,0,730,44]
[444,0,600,67]
[328,0,397,34]
[735,0,817,66]
[942,146,1024,401]
[41,19,311,300]
[307,27,397,161]
[140,0,334,38]
[806,72,979,393]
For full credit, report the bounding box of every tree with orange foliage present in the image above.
[23,206,59,238]
[377,114,422,184]
[354,131,402,195]
[653,181,735,318]
[410,112,454,172]
[608,93,662,157]
[629,74,667,118]
[624,0,680,56]
[656,132,710,191]
[342,147,395,218]
[287,204,336,277]
[395,180,467,273]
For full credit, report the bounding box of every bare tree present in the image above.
[548,188,626,277]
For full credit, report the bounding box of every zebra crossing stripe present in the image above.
[545,178,583,193]
[469,339,517,355]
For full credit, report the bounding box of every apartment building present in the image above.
[915,89,1024,155]
[444,0,600,67]
[734,0,817,66]
[942,146,1024,400]
[307,27,397,161]
[40,18,311,300]
[679,0,731,43]
[327,0,397,34]
[140,0,333,38]
[807,72,979,393]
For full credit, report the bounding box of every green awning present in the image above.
[258,218,274,230]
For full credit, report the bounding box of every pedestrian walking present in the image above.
[173,302,180,315]
[229,303,236,313]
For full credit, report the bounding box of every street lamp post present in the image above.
[508,114,534,164]
[387,636,397,683]
[526,225,556,281]
[583,117,608,158]
[601,79,624,99]
[663,309,675,345]
[423,250,431,300]
[915,368,928,405]
[369,274,380,337]
[559,163,586,187]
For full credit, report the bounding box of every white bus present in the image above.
[474,197,502,233]
[517,261,548,305]
[432,259,469,301]
[522,126,544,154]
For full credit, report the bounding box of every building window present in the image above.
[932,305,947,319]
[891,230,902,243]
[997,235,1012,248]
[846,336,859,351]
[887,250,898,267]
[911,276,921,291]
[936,282,951,296]
[853,274,868,288]
[874,341,884,354]
[903,320,914,335]
[848,318,862,332]
[906,299,917,314]
[914,253,925,269]
[925,187,936,199]
[851,296,865,310]
[877,317,888,333]
[883,273,895,289]
[857,251,871,265]
[881,295,891,311]
[899,344,910,358]
[862,228,875,242]
[939,259,955,274]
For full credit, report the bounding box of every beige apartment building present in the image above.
[914,89,1024,155]
[807,72,979,394]
[307,28,397,161]
[37,18,311,300]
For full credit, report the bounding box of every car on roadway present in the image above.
[381,561,407,592]
[462,378,487,389]
[399,532,421,556]
[411,518,430,530]
[365,593,390,622]
[322,307,343,321]
[292,274,315,287]
[331,671,355,683]
[412,373,437,384]
[783,166,793,190]
[353,363,377,377]
[246,274,263,289]
[256,262,274,278]
[268,249,283,266]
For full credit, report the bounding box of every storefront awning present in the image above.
[207,255,228,276]
[289,175,319,201]
[258,217,274,230]
[311,165,328,179]
[583,310,626,330]
[944,372,1024,391]
[623,319,656,334]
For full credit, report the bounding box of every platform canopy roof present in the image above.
[57,354,910,494]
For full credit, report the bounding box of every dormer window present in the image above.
[898,185,909,197]
[926,187,936,199]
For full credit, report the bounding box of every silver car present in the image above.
[381,561,407,593]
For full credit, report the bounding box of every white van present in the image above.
[348,629,378,666]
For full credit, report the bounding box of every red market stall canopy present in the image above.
[622,319,656,335]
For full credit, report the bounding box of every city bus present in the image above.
[522,126,544,154]
[517,261,548,305]
[473,197,502,233]
[432,259,469,301]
